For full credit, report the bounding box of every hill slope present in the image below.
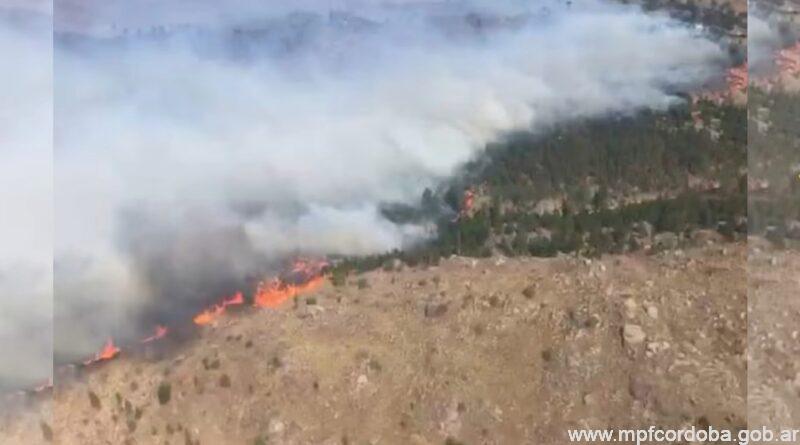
[2,243,746,444]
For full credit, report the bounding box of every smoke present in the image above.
[53,1,726,362]
[0,6,53,391]
[748,10,793,76]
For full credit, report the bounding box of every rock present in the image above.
[646,305,659,320]
[623,298,638,318]
[410,434,431,445]
[690,229,724,246]
[786,220,800,239]
[653,232,679,251]
[646,341,669,356]
[269,419,285,434]
[623,324,646,346]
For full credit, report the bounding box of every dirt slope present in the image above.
[2,243,747,444]
[748,243,800,432]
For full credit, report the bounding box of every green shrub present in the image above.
[157,382,171,405]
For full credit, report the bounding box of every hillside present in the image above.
[368,103,746,272]
[1,242,746,444]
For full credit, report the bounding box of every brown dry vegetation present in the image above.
[0,242,749,444]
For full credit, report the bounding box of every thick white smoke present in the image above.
[0,5,53,391]
[748,12,783,75]
[54,1,726,360]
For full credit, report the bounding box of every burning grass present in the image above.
[72,259,328,375]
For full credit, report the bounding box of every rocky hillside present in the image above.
[748,242,800,431]
[2,242,746,444]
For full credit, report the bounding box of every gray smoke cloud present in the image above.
[748,10,792,75]
[53,1,727,363]
[0,5,53,391]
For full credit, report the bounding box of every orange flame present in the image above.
[83,338,120,365]
[777,42,800,77]
[726,65,748,93]
[253,275,324,308]
[193,292,245,325]
[253,260,327,308]
[141,325,169,343]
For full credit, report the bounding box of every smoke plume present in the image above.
[51,1,727,365]
[0,5,53,392]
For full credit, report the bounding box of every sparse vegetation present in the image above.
[157,382,171,405]
[40,421,53,442]
[88,390,101,410]
[330,268,348,286]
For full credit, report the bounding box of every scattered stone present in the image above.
[623,298,638,318]
[623,324,646,346]
[646,305,659,320]
[269,419,285,435]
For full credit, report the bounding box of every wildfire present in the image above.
[253,275,325,308]
[83,338,121,365]
[777,42,800,78]
[726,65,748,93]
[32,260,326,393]
[253,260,328,308]
[193,292,245,325]
[141,325,169,343]
[751,41,800,92]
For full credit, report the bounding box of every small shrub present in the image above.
[522,285,536,299]
[357,278,369,289]
[88,390,101,410]
[331,268,347,286]
[219,374,231,388]
[157,382,171,405]
[367,358,382,373]
[202,357,221,370]
[40,421,53,442]
[306,297,317,305]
